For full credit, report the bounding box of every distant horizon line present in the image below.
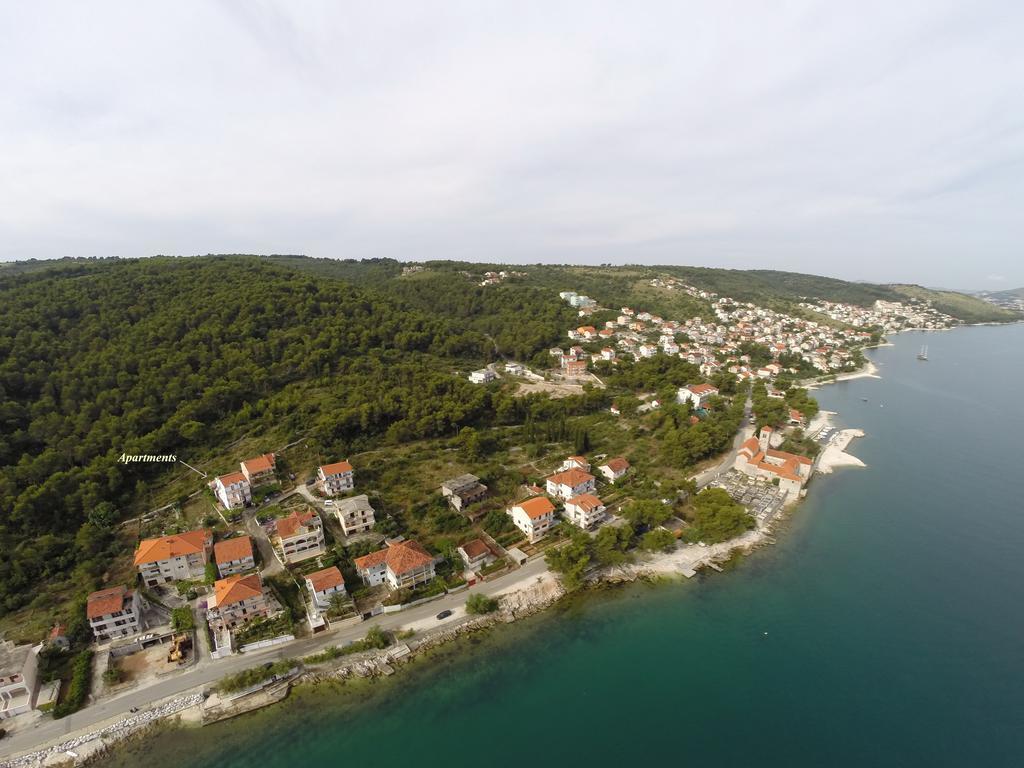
[0,252,1019,294]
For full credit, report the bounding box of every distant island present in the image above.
[0,256,1017,764]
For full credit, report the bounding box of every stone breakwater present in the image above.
[299,577,566,685]
[0,694,203,768]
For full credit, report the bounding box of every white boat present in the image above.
[917,344,928,360]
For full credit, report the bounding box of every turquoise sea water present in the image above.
[106,324,1024,767]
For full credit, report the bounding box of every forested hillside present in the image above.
[0,257,574,616]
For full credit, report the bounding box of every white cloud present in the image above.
[0,0,1021,286]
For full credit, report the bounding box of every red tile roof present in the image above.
[517,496,556,519]
[133,529,211,566]
[277,510,319,539]
[213,536,253,564]
[306,566,345,592]
[87,586,132,619]
[217,471,247,486]
[459,539,490,559]
[320,460,353,476]
[567,493,604,512]
[688,383,718,394]
[354,541,434,576]
[212,573,262,607]
[241,453,275,474]
[603,457,630,473]
[547,469,595,488]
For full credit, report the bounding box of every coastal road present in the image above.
[692,397,754,489]
[1,557,551,760]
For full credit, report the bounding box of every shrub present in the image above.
[171,606,195,631]
[466,593,500,615]
[53,650,93,718]
[216,659,297,693]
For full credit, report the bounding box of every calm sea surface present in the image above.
[106,325,1024,768]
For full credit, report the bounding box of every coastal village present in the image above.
[0,276,922,767]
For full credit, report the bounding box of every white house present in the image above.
[305,566,346,610]
[134,529,213,586]
[276,510,325,563]
[87,585,143,642]
[213,535,256,578]
[601,347,616,361]
[508,497,556,543]
[563,493,607,529]
[598,457,630,483]
[457,539,493,570]
[469,369,496,384]
[335,494,376,535]
[0,641,40,720]
[677,383,719,408]
[213,472,251,509]
[558,455,591,472]
[318,460,354,496]
[354,541,436,590]
[546,469,597,500]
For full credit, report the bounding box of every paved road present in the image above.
[692,397,754,489]
[1,557,549,759]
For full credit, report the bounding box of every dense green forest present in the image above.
[0,257,578,617]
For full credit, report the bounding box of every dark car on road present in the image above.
[435,610,452,620]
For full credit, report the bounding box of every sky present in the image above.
[1,1,1022,288]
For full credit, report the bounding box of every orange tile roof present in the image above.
[547,469,595,488]
[320,460,353,476]
[213,536,253,564]
[242,453,275,474]
[217,471,247,486]
[277,510,319,539]
[459,539,490,559]
[603,457,630,473]
[567,493,604,512]
[517,496,555,519]
[354,541,434,575]
[87,586,131,619]
[212,573,263,608]
[306,566,344,592]
[133,529,211,566]
[688,383,718,394]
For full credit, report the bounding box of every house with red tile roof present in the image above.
[563,493,607,529]
[207,573,270,632]
[677,383,720,408]
[305,566,346,610]
[735,430,813,496]
[354,541,437,590]
[213,535,255,578]
[457,539,493,570]
[317,460,354,496]
[87,585,143,642]
[545,468,596,501]
[559,456,591,472]
[508,496,556,542]
[213,471,251,509]
[276,510,325,563]
[240,453,276,486]
[134,529,212,586]
[598,457,630,483]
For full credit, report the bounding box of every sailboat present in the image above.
[917,344,928,361]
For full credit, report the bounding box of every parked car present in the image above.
[324,500,334,506]
[305,478,316,486]
[435,610,453,620]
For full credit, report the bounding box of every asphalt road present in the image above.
[1,557,549,759]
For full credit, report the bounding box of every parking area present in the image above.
[710,469,788,524]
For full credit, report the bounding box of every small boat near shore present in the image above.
[917,344,928,360]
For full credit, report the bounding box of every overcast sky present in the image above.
[1,2,1021,288]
